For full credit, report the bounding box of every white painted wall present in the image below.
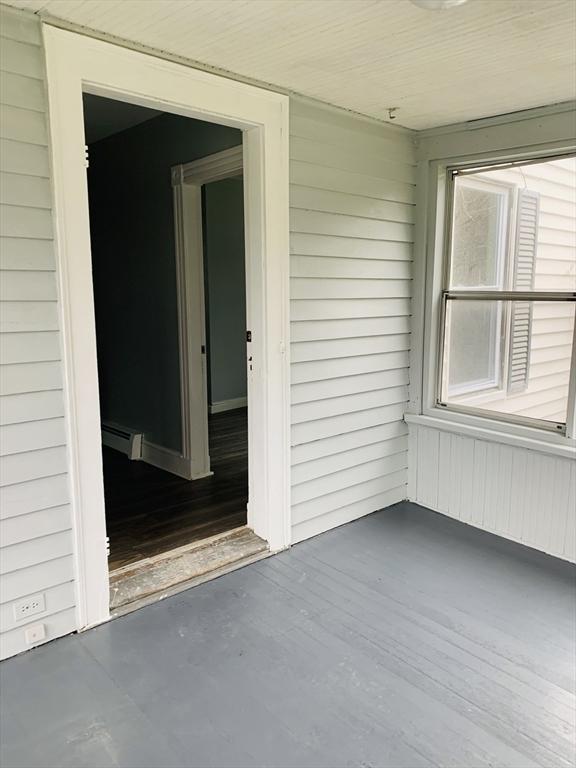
[289,100,416,543]
[0,7,77,660]
[203,177,247,408]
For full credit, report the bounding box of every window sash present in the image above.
[443,152,576,296]
[437,292,576,434]
[444,290,576,301]
[436,153,576,438]
[417,147,576,446]
[451,151,576,177]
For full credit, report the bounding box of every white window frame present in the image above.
[438,155,575,435]
[408,138,576,459]
[44,26,291,632]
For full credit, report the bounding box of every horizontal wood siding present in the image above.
[0,7,75,660]
[289,100,416,543]
[408,424,576,563]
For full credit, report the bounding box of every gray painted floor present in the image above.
[1,502,575,768]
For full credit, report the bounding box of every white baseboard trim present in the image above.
[141,440,196,480]
[209,397,247,414]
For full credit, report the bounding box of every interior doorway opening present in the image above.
[82,94,267,611]
[44,24,290,629]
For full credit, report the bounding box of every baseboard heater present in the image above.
[101,422,143,460]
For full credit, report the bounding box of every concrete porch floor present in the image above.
[1,502,575,768]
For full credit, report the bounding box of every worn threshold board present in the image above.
[109,526,268,615]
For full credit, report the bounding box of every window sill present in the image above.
[404,411,576,460]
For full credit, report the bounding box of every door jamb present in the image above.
[172,145,244,480]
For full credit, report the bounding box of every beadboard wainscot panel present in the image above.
[408,424,575,562]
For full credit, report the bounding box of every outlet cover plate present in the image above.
[13,593,46,622]
[25,624,46,644]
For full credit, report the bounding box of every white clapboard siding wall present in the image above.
[408,425,576,563]
[0,7,76,660]
[289,100,416,543]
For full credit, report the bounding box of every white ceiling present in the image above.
[6,0,576,129]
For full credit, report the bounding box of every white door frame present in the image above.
[44,26,291,631]
[172,146,244,481]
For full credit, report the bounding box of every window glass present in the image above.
[450,157,576,293]
[446,301,501,395]
[442,300,575,425]
[451,181,508,289]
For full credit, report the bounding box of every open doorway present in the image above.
[83,94,266,611]
[44,25,290,630]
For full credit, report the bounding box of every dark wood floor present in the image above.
[103,408,247,571]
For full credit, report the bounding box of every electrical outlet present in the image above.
[13,593,46,622]
[25,624,46,645]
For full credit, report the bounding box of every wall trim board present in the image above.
[209,397,248,414]
[44,24,291,633]
[418,101,576,141]
[405,414,576,461]
[417,104,576,160]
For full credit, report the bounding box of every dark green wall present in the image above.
[203,178,247,405]
[87,110,242,451]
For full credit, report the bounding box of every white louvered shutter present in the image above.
[507,189,539,393]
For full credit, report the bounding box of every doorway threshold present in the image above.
[109,526,268,616]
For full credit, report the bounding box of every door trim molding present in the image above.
[172,178,211,480]
[44,25,291,631]
[172,146,244,480]
[173,145,243,186]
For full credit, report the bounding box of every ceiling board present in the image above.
[5,0,576,129]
